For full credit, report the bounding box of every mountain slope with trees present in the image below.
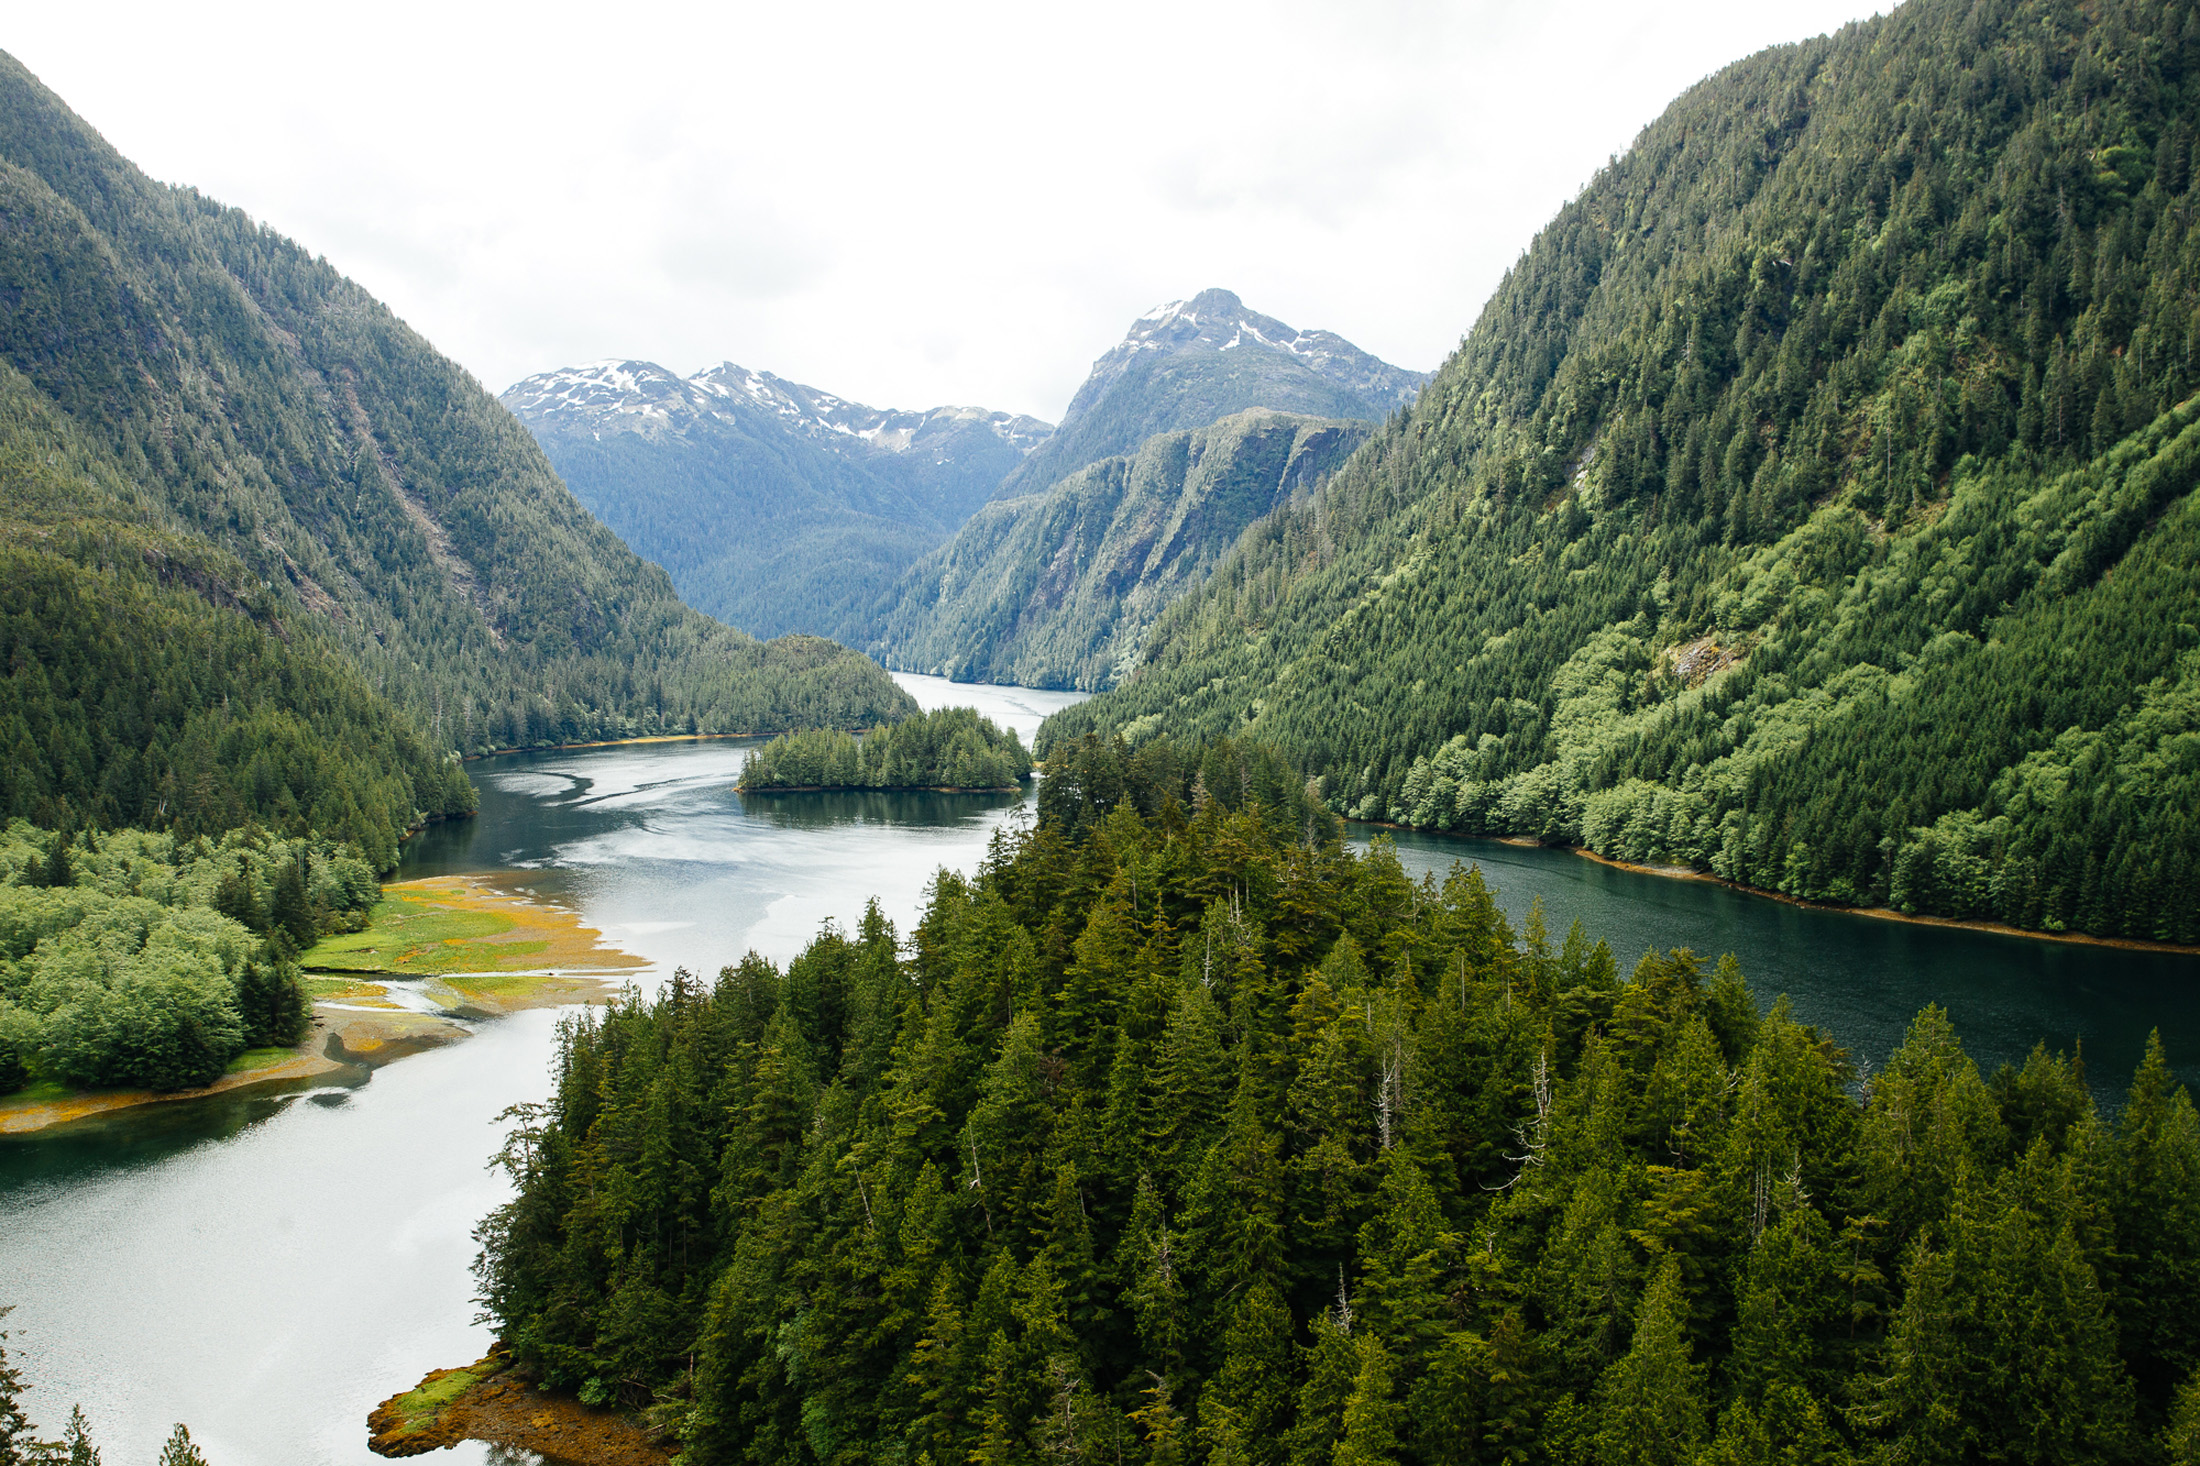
[1043,0,2200,943]
[0,53,915,759]
[504,360,1053,641]
[872,411,1370,691]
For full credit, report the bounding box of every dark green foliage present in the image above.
[0,1309,26,1466]
[1044,0,2200,940]
[874,412,1371,691]
[737,707,1032,792]
[153,1425,205,1466]
[476,780,2196,1464]
[0,460,473,868]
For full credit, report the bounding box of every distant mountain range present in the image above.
[503,361,1053,640]
[505,292,1427,652]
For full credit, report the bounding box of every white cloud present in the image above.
[8,0,1885,422]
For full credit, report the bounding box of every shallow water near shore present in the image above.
[1,672,2194,1463]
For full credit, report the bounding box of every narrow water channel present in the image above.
[0,674,2192,1465]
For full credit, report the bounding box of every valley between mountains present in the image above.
[3,2,2200,1465]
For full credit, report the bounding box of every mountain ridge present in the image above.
[502,358,1053,641]
[996,286,1429,497]
[0,49,915,848]
[871,408,1371,691]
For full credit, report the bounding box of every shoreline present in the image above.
[462,730,769,763]
[738,782,1025,795]
[369,1349,670,1463]
[1352,821,2200,959]
[0,874,646,1139]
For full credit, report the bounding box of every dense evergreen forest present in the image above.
[475,740,2200,1465]
[739,708,1032,792]
[874,413,1371,692]
[1043,0,2200,942]
[0,822,371,1093]
[0,52,914,762]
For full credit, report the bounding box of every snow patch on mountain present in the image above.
[503,360,1053,465]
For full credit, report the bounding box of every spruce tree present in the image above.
[154,1425,207,1466]
[1590,1254,1705,1466]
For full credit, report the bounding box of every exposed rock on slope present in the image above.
[997,288,1427,498]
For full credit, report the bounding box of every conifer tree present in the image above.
[1590,1254,1705,1466]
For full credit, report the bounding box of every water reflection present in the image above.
[1370,826,2200,1098]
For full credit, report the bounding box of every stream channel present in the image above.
[1,673,2195,1464]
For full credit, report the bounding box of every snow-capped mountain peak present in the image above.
[1065,288,1429,428]
[503,360,1052,463]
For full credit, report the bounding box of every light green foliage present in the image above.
[0,822,352,1091]
[474,768,2195,1466]
[737,707,1031,791]
[1045,0,2200,940]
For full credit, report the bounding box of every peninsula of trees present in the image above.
[476,734,2200,1465]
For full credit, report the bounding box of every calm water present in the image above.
[0,675,1082,1466]
[1,671,2194,1464]
[1371,830,2200,1098]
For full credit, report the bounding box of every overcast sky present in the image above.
[11,0,1884,423]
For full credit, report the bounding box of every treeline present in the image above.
[0,1330,208,1466]
[0,822,371,1093]
[474,767,2200,1464]
[739,708,1031,792]
[1043,0,2200,942]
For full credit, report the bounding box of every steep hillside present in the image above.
[1046,0,2200,943]
[504,360,1052,640]
[997,288,1425,497]
[873,410,1368,690]
[0,359,470,867]
[0,54,914,760]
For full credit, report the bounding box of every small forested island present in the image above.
[472,735,2200,1466]
[736,706,1032,792]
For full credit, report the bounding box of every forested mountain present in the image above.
[1045,0,2200,943]
[997,290,1427,500]
[504,359,1053,640]
[477,764,2200,1465]
[873,411,1370,691]
[0,52,914,777]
